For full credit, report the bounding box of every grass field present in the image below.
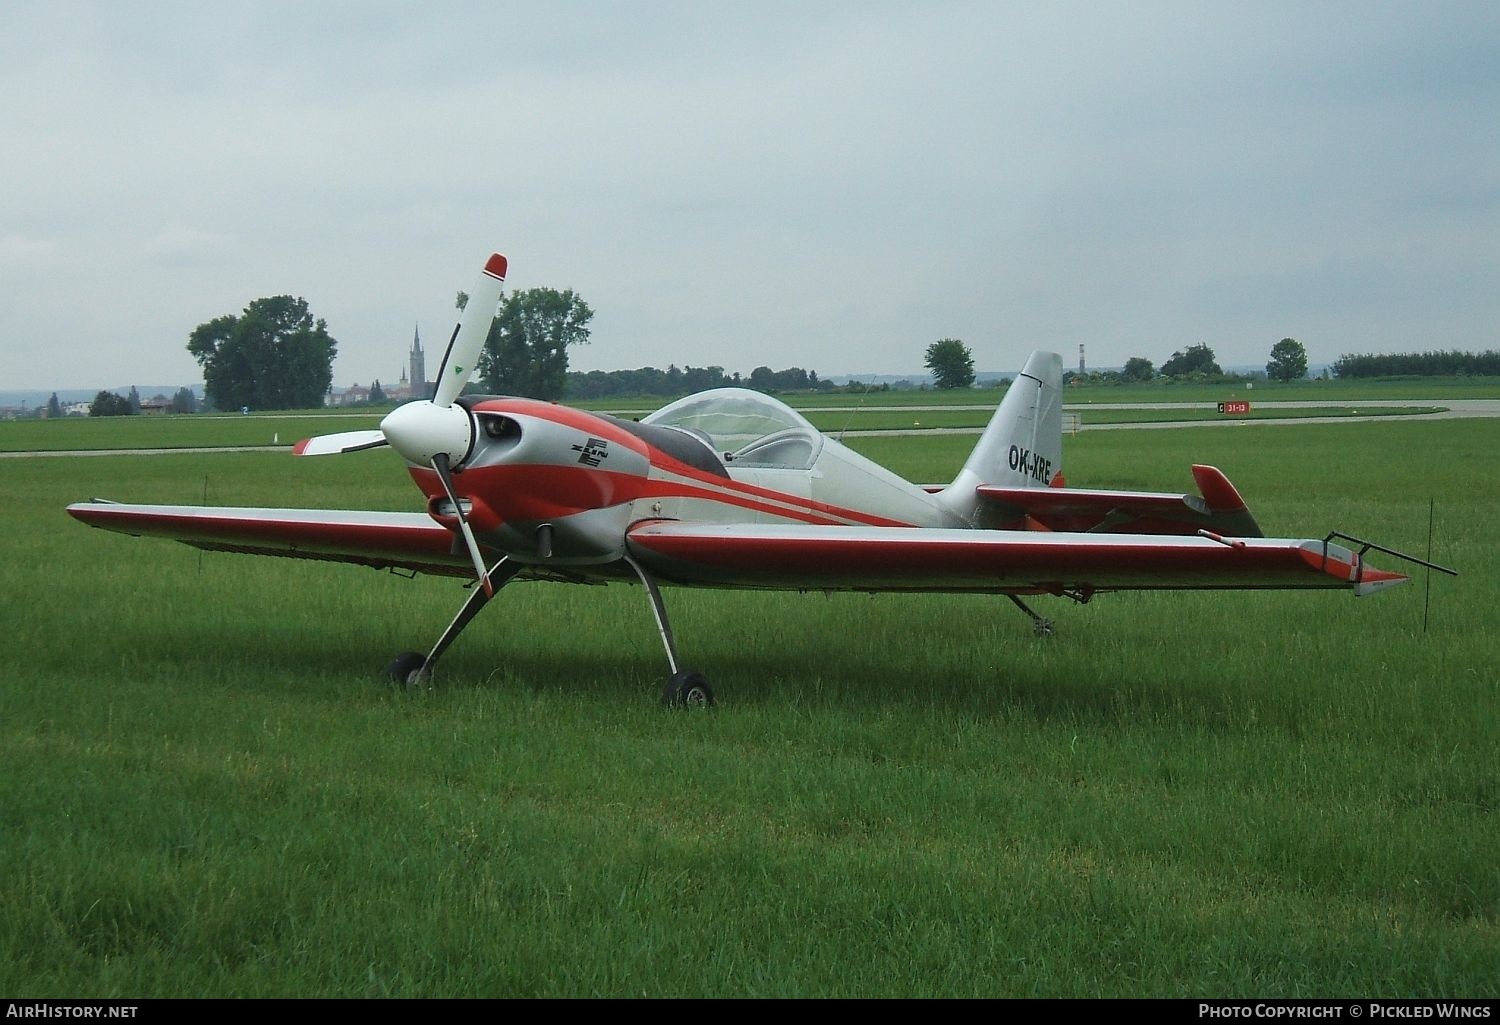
[2,419,1494,997]
[0,403,1451,451]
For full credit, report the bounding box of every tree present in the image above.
[925,338,975,389]
[1266,337,1309,382]
[460,287,592,400]
[187,296,338,411]
[772,367,811,391]
[1121,356,1155,383]
[369,379,386,403]
[89,390,132,417]
[46,392,63,418]
[169,387,197,414]
[127,386,141,413]
[1161,343,1221,379]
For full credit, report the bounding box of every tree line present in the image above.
[1332,350,1500,378]
[85,386,197,417]
[565,365,833,400]
[180,279,1498,412]
[188,284,852,406]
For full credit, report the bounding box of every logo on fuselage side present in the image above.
[572,437,610,467]
[1008,444,1052,484]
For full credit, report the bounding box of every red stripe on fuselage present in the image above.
[421,461,904,527]
[452,399,913,527]
[417,462,912,529]
[653,467,911,527]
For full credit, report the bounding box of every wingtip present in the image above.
[1297,541,1410,595]
[1354,570,1409,597]
[292,438,310,456]
[483,253,508,280]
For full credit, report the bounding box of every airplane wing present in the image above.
[66,501,474,578]
[975,464,1264,536]
[66,501,1412,598]
[625,521,1408,597]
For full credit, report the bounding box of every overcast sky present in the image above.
[2,1,1495,393]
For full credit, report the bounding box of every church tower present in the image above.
[409,324,427,397]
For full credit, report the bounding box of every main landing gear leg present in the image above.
[623,555,714,708]
[1008,594,1055,637]
[387,557,524,689]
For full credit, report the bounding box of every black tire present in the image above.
[662,670,714,708]
[385,651,427,687]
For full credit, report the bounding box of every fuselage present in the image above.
[410,392,965,567]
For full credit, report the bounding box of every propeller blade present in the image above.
[431,452,494,598]
[291,430,390,456]
[433,253,508,408]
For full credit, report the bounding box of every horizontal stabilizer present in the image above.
[977,464,1263,537]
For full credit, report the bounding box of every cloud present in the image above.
[0,232,64,273]
[0,2,1496,388]
[140,223,236,266]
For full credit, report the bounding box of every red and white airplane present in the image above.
[68,252,1451,705]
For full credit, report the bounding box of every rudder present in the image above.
[937,350,1063,525]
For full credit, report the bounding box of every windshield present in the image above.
[642,388,823,469]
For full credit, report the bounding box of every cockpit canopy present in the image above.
[643,388,824,470]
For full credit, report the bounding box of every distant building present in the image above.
[334,383,371,406]
[326,323,434,405]
[409,324,427,396]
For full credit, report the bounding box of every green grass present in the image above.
[1,420,1494,997]
[1,403,1450,452]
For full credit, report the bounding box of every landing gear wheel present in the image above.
[662,670,714,709]
[1032,618,1055,637]
[385,651,429,690]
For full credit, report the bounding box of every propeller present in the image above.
[433,253,508,408]
[376,252,508,468]
[292,430,387,456]
[293,252,509,594]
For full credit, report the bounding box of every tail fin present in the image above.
[937,350,1064,525]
